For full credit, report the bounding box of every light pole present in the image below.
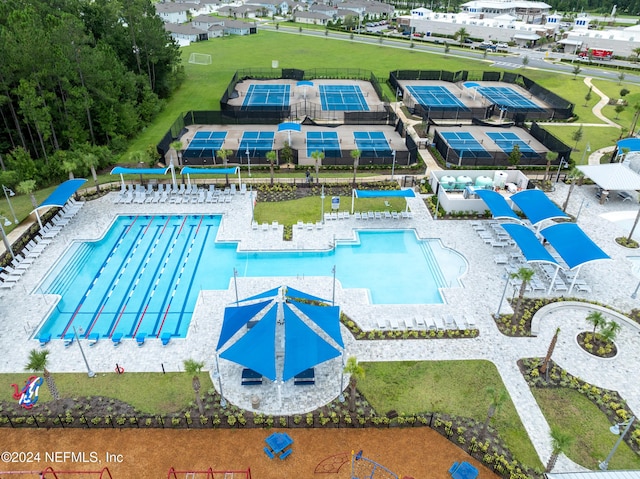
[245,148,251,177]
[632,281,640,299]
[233,268,239,305]
[338,351,345,402]
[332,265,336,306]
[599,416,635,470]
[555,159,568,183]
[213,354,227,409]
[495,274,510,319]
[2,185,18,224]
[391,150,397,181]
[575,198,589,223]
[581,142,591,164]
[321,185,325,224]
[73,326,95,378]
[0,216,15,260]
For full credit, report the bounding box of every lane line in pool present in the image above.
[143,215,155,234]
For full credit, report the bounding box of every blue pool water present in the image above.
[37,215,466,341]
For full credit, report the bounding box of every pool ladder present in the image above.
[419,241,447,289]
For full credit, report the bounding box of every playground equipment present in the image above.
[351,450,399,479]
[167,467,252,479]
[11,376,43,409]
[0,467,114,478]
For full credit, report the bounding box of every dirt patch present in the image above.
[1,427,502,479]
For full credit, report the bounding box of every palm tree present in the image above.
[453,27,469,46]
[351,149,361,187]
[572,65,581,79]
[25,349,59,400]
[216,149,232,186]
[265,150,277,185]
[543,152,558,182]
[540,327,560,377]
[562,167,584,212]
[183,359,205,415]
[62,159,77,180]
[545,426,573,472]
[17,180,38,209]
[483,386,508,434]
[510,267,535,321]
[311,150,324,184]
[343,356,365,412]
[585,311,606,335]
[80,152,101,193]
[601,320,621,343]
[522,55,529,69]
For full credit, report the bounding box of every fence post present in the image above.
[6,415,14,428]
[32,415,39,428]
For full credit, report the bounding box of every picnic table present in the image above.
[449,461,479,479]
[264,432,293,460]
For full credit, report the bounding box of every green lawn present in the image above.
[357,360,542,470]
[0,372,211,415]
[253,195,408,225]
[533,387,640,470]
[544,126,622,164]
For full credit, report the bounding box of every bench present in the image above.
[618,191,634,202]
[294,368,315,386]
[242,368,263,386]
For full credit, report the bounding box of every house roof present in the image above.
[164,22,207,34]
[192,14,220,23]
[295,11,332,19]
[156,2,198,13]
[224,19,255,28]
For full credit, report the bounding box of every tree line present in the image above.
[0,0,183,190]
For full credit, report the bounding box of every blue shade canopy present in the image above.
[35,179,87,210]
[354,189,415,198]
[180,167,239,175]
[541,223,610,269]
[237,287,280,303]
[110,167,170,175]
[501,224,559,265]
[286,286,330,304]
[511,190,569,225]
[617,138,640,152]
[277,122,302,133]
[474,190,521,221]
[282,303,340,381]
[289,300,343,348]
[297,81,314,87]
[219,304,278,380]
[216,300,272,351]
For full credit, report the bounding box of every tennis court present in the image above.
[239,131,275,157]
[441,132,492,159]
[354,131,392,158]
[319,85,369,111]
[241,84,290,109]
[486,131,539,158]
[475,86,541,110]
[406,85,467,109]
[306,131,341,157]
[183,131,227,159]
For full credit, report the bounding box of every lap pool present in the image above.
[36,215,466,341]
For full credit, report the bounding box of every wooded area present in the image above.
[0,0,183,189]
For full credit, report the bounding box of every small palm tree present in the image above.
[540,327,560,377]
[453,27,469,46]
[311,150,324,184]
[510,267,535,321]
[216,149,232,186]
[585,311,606,335]
[62,159,77,180]
[601,320,621,343]
[546,426,573,472]
[562,167,584,212]
[265,150,277,185]
[572,65,581,79]
[343,356,365,412]
[483,386,508,434]
[17,180,38,209]
[351,149,361,187]
[82,152,101,193]
[25,349,59,400]
[183,359,205,415]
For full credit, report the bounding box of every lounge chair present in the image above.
[294,368,315,385]
[111,332,123,347]
[354,212,362,220]
[241,368,262,386]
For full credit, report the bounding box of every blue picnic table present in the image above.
[264,432,293,460]
[449,461,479,479]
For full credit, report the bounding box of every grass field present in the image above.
[358,360,542,470]
[533,387,640,470]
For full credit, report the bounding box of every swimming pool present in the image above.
[36,215,466,341]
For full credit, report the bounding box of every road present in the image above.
[260,23,640,83]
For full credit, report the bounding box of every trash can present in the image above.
[251,395,260,409]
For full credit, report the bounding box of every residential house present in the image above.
[223,19,258,35]
[294,11,333,25]
[156,2,199,23]
[164,22,208,45]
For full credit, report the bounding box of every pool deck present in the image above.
[1,182,640,471]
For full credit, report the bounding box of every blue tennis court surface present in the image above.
[406,86,467,109]
[319,85,369,111]
[476,86,541,109]
[184,131,227,159]
[486,131,539,158]
[242,84,290,108]
[306,131,341,157]
[239,131,275,157]
[354,131,392,158]
[441,132,491,159]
